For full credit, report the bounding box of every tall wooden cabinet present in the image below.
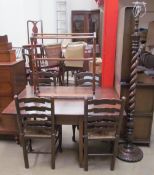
[0,36,26,139]
[71,10,100,45]
[115,7,154,145]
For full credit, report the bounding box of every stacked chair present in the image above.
[72,72,101,142]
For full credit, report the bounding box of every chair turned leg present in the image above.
[111,140,118,170]
[51,132,55,169]
[59,126,63,152]
[72,125,76,142]
[111,155,115,170]
[84,136,88,171]
[22,138,29,168]
[27,139,33,152]
[67,71,69,86]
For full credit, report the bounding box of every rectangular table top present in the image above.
[2,85,119,116]
[38,86,93,99]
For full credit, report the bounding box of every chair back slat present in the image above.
[87,126,116,133]
[87,98,122,105]
[88,120,115,128]
[75,72,101,87]
[19,97,51,103]
[22,114,51,119]
[88,108,121,113]
[19,106,51,112]
[25,120,51,131]
[87,114,119,122]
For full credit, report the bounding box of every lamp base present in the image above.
[118,143,143,162]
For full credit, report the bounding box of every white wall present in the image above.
[0,0,25,46]
[0,0,99,46]
[68,0,98,10]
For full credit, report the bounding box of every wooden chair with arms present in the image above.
[83,96,125,171]
[43,44,63,85]
[14,95,62,169]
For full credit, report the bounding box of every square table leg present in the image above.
[79,119,84,167]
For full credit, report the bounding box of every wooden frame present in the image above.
[30,33,97,94]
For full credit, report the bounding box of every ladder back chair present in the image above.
[32,58,59,94]
[72,72,101,142]
[83,97,125,171]
[14,95,62,169]
[22,44,44,84]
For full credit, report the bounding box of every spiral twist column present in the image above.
[118,16,143,162]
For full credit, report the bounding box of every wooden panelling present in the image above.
[0,97,11,113]
[0,67,11,81]
[0,83,12,96]
[133,114,153,144]
[0,60,26,137]
[0,50,16,62]
[0,114,18,134]
[0,42,12,50]
[0,35,8,43]
[121,84,154,113]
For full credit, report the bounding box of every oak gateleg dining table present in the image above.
[2,85,119,167]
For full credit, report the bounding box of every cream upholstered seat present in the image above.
[63,41,87,85]
[64,44,85,68]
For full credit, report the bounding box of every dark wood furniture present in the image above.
[71,10,100,45]
[44,44,62,67]
[22,44,44,84]
[0,35,16,62]
[0,60,27,139]
[115,7,154,145]
[43,44,63,85]
[2,86,119,167]
[75,72,101,87]
[72,71,101,142]
[34,70,58,92]
[27,20,43,44]
[33,58,60,94]
[83,97,125,171]
[14,96,62,169]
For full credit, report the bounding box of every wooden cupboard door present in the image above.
[72,13,88,33]
[0,83,12,96]
[71,10,100,45]
[0,67,11,81]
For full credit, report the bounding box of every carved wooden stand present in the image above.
[118,15,143,162]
